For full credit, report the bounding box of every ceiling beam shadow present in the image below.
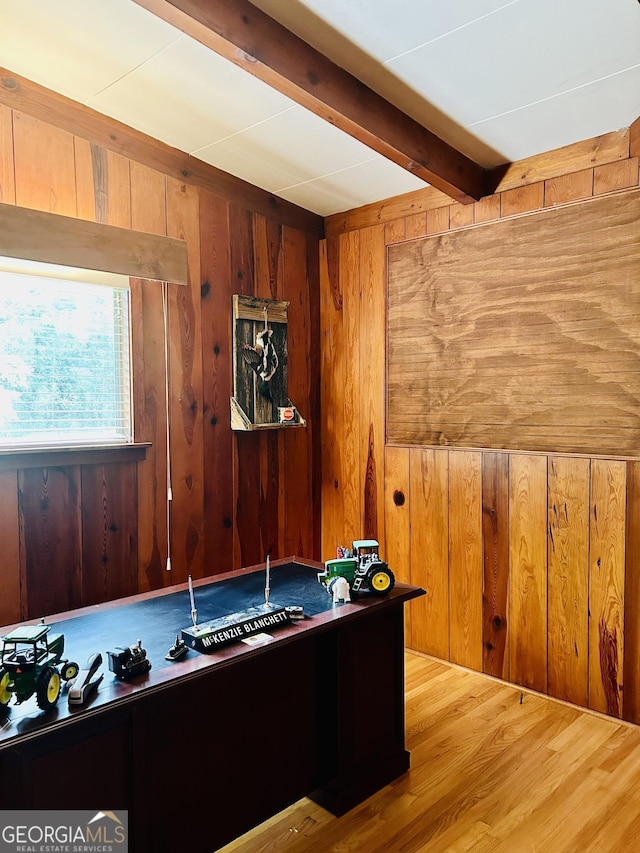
[134,0,489,204]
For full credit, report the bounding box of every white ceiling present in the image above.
[1,0,639,216]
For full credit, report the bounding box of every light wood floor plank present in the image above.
[218,652,640,852]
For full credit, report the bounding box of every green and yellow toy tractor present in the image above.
[0,622,79,711]
[318,539,395,597]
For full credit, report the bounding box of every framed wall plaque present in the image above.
[231,294,306,431]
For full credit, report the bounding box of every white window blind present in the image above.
[0,260,132,448]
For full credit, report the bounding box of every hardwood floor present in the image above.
[219,651,640,852]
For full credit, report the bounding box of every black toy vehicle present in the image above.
[0,623,79,711]
[107,639,152,680]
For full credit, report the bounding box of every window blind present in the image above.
[0,267,132,447]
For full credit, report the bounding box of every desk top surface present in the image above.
[0,558,424,749]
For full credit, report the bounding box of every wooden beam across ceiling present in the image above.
[134,0,488,204]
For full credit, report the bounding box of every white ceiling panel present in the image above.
[195,105,389,191]
[0,0,181,104]
[469,64,640,162]
[277,157,427,217]
[90,35,297,155]
[386,0,640,128]
[252,0,520,64]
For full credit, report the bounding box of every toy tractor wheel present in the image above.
[36,666,61,711]
[367,565,395,595]
[0,668,11,706]
[61,661,79,682]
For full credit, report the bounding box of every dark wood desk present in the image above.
[0,558,424,852]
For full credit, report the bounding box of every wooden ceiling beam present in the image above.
[133,0,487,204]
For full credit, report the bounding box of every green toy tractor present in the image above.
[318,539,395,596]
[0,622,79,711]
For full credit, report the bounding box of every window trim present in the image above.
[0,202,188,285]
[0,442,150,471]
[0,202,186,466]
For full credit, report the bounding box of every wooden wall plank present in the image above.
[234,432,262,568]
[385,218,405,245]
[405,213,427,239]
[0,104,15,204]
[426,206,450,234]
[81,463,138,605]
[474,195,501,224]
[252,215,282,559]
[253,215,283,302]
[341,230,362,543]
[76,140,104,224]
[449,451,483,670]
[359,225,386,545]
[384,446,411,635]
[449,202,474,229]
[0,470,20,625]
[103,149,132,229]
[631,117,640,158]
[547,456,590,707]
[230,205,261,568]
[18,467,82,619]
[229,205,255,300]
[166,177,204,582]
[382,445,411,583]
[74,140,132,228]
[259,428,281,560]
[306,231,322,560]
[544,169,594,206]
[74,138,98,223]
[500,183,544,218]
[409,448,449,658]
[589,459,626,717]
[594,158,639,195]
[624,460,640,723]
[482,452,510,680]
[130,161,168,592]
[319,237,345,558]
[509,454,548,692]
[12,112,76,215]
[282,225,314,558]
[199,190,234,572]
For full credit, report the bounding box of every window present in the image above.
[0,258,132,448]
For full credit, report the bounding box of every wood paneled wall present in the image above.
[322,128,640,723]
[0,93,321,626]
[383,448,639,723]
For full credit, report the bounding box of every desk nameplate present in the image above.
[181,604,291,652]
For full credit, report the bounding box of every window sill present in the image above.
[0,443,150,471]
